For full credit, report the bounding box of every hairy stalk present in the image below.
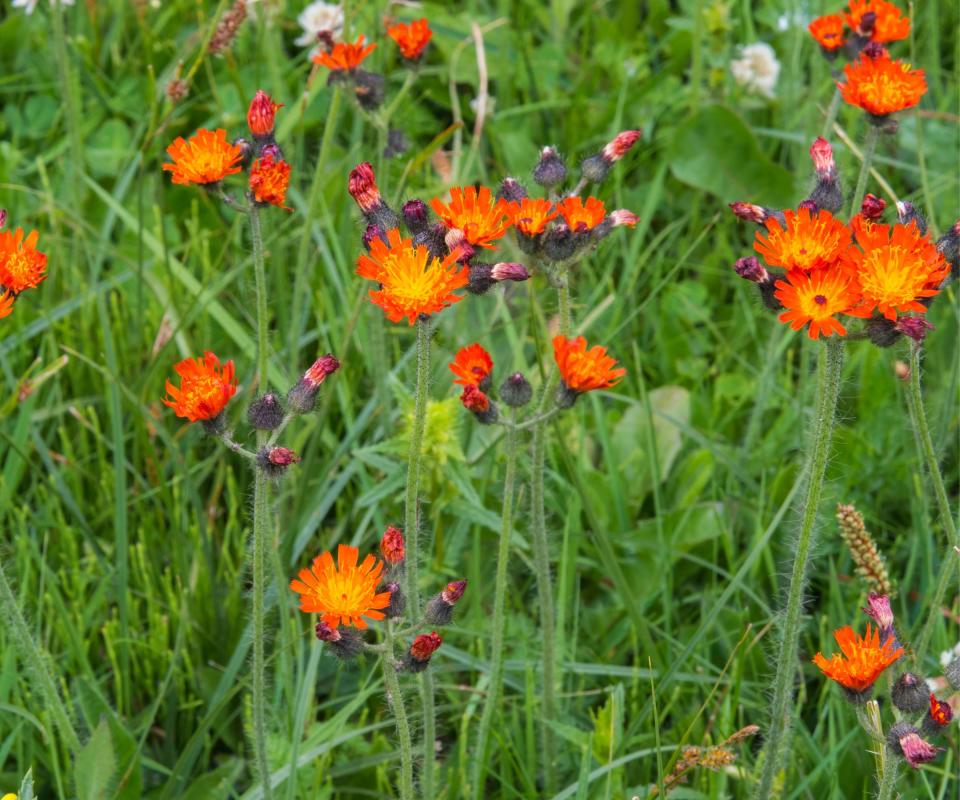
[905,342,960,667]
[850,125,879,218]
[472,413,519,797]
[529,277,571,793]
[875,759,899,800]
[753,337,844,799]
[51,1,84,201]
[249,205,273,800]
[382,628,414,800]
[0,557,82,753]
[821,84,842,139]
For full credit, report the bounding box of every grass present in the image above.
[0,0,958,797]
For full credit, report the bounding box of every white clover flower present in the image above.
[295,1,344,51]
[12,0,75,13]
[730,42,781,99]
[939,641,960,669]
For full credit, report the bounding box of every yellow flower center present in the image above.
[858,245,927,306]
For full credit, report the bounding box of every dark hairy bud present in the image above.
[247,393,285,430]
[500,372,532,407]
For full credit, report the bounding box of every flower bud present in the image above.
[402,199,430,234]
[363,223,387,251]
[860,193,886,221]
[385,581,406,619]
[733,256,769,284]
[233,137,255,170]
[555,381,579,410]
[425,579,467,625]
[248,89,282,139]
[609,209,640,228]
[533,146,567,188]
[287,354,341,413]
[887,723,938,768]
[461,385,498,424]
[491,262,530,282]
[862,593,896,640]
[923,693,953,736]
[444,227,475,263]
[729,201,784,226]
[896,201,927,235]
[863,41,887,60]
[315,621,364,659]
[542,225,576,261]
[404,631,442,672]
[810,137,837,180]
[602,129,642,163]
[247,393,285,430]
[579,153,609,184]
[413,223,449,261]
[856,12,878,38]
[895,316,934,343]
[380,525,405,565]
[496,177,527,203]
[866,316,901,348]
[201,412,228,437]
[892,672,930,714]
[349,162,399,230]
[257,446,300,477]
[384,128,409,159]
[945,657,960,690]
[0,209,6,229]
[500,372,533,408]
[353,70,386,111]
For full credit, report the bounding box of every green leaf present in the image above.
[76,719,117,800]
[18,769,35,800]
[669,104,795,207]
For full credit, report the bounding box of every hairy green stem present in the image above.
[472,413,519,797]
[249,205,273,800]
[382,629,414,800]
[906,343,960,668]
[753,337,844,800]
[420,671,436,799]
[850,125,879,218]
[875,758,899,800]
[0,557,82,753]
[821,84,842,139]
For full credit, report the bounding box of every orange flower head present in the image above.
[839,51,926,116]
[247,89,282,138]
[249,153,292,210]
[553,336,626,393]
[312,35,376,71]
[844,218,949,320]
[774,268,861,339]
[356,228,468,324]
[0,289,14,320]
[0,228,47,293]
[388,18,432,60]
[380,525,405,565]
[809,14,846,50]
[430,186,512,249]
[508,197,559,236]
[449,343,493,388]
[290,544,391,629]
[163,351,238,423]
[557,196,607,232]
[754,207,851,273]
[929,693,953,727]
[162,128,244,186]
[846,0,910,42]
[813,623,904,693]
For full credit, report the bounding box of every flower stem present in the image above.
[249,205,273,800]
[821,84,842,139]
[753,336,844,800]
[382,629,414,800]
[876,758,900,800]
[850,124,879,218]
[472,412,519,798]
[905,342,960,668]
[0,557,82,753]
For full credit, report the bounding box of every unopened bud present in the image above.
[609,210,640,229]
[200,412,228,437]
[734,256,769,284]
[896,201,927,235]
[887,724,938,768]
[413,223,448,261]
[257,446,300,477]
[542,225,575,261]
[363,224,387,251]
[466,262,528,295]
[896,316,934,342]
[425,580,467,625]
[248,89,282,139]
[810,137,837,180]
[233,137,254,169]
[863,41,887,59]
[444,228,475,263]
[555,381,580,410]
[380,525,405,565]
[349,162,381,215]
[892,672,930,714]
[461,385,498,424]
[856,11,877,38]
[247,393,285,430]
[491,262,530,282]
[861,193,886,220]
[496,177,527,203]
[0,209,6,229]
[797,199,820,213]
[315,621,364,659]
[287,354,341,413]
[385,581,406,619]
[579,153,609,184]
[602,129,642,162]
[862,593,895,636]
[729,201,773,224]
[866,317,901,348]
[533,146,567,188]
[353,70,386,111]
[402,199,430,234]
[404,631,442,671]
[499,372,533,407]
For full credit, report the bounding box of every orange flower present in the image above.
[508,198,559,236]
[162,128,244,186]
[553,336,626,393]
[356,227,468,324]
[754,207,851,273]
[0,228,47,293]
[449,343,493,387]
[775,268,861,339]
[388,18,432,60]
[312,35,376,71]
[0,289,14,320]
[813,623,904,693]
[430,186,512,249]
[290,544,391,629]
[557,196,606,232]
[163,351,238,422]
[809,14,846,50]
[845,0,910,42]
[249,154,292,210]
[844,218,948,320]
[839,52,926,116]
[247,89,282,138]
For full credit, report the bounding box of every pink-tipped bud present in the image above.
[860,193,886,220]
[896,317,934,342]
[496,177,527,203]
[609,209,640,228]
[863,41,887,59]
[862,593,895,634]
[733,256,769,284]
[409,631,442,662]
[267,447,299,466]
[898,732,938,768]
[288,355,341,414]
[304,355,340,389]
[729,201,769,224]
[490,262,530,283]
[402,199,429,233]
[315,620,363,658]
[348,162,381,214]
[797,199,819,213]
[856,10,877,37]
[0,209,6,229]
[315,621,341,642]
[810,137,836,181]
[363,223,386,251]
[248,90,282,138]
[260,142,282,161]
[441,580,467,604]
[380,525,405,565]
[602,129,642,163]
[533,146,567,187]
[444,228,474,262]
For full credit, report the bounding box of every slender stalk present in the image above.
[850,125,879,218]
[382,629,414,800]
[472,413,519,797]
[905,342,960,667]
[820,84,842,139]
[875,759,900,800]
[420,671,436,799]
[249,205,273,800]
[753,337,844,800]
[0,558,82,753]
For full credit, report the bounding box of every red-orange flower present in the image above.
[929,693,953,727]
[557,196,606,232]
[0,228,47,293]
[845,0,910,42]
[813,623,904,693]
[774,268,861,339]
[162,128,244,186]
[449,343,493,387]
[312,35,376,71]
[553,336,626,393]
[249,154,292,210]
[508,198,559,236]
[809,14,846,50]
[290,544,391,629]
[387,18,432,60]
[839,52,926,116]
[844,217,948,320]
[0,289,14,320]
[356,227,468,324]
[430,186,512,249]
[163,351,238,422]
[754,207,851,273]
[247,90,282,138]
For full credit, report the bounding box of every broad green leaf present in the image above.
[76,719,116,800]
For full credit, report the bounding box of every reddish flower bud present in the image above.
[0,209,6,229]
[810,137,836,180]
[461,384,490,413]
[444,228,475,263]
[895,316,934,342]
[315,620,341,642]
[305,354,340,388]
[287,354,341,413]
[797,199,819,213]
[268,447,299,466]
[442,579,466,604]
[315,621,363,659]
[729,201,770,224]
[247,393,285,430]
[860,193,886,220]
[425,580,467,625]
[856,10,877,37]
[609,209,640,228]
[733,256,769,284]
[380,525,406,565]
[928,694,953,727]
[490,262,530,282]
[349,162,381,215]
[409,631,442,662]
[862,593,895,633]
[402,199,429,233]
[896,731,939,768]
[602,129,642,162]
[863,41,887,59]
[496,177,527,203]
[248,90,282,138]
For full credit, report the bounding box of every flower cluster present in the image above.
[0,222,48,322]
[730,137,953,343]
[809,0,910,55]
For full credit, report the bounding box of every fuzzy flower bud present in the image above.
[856,11,878,38]
[465,262,530,295]
[729,201,780,225]
[402,199,430,234]
[810,137,837,181]
[496,177,528,203]
[923,693,953,735]
[247,393,285,430]
[862,593,896,644]
[609,209,640,228]
[533,146,567,188]
[461,385,498,424]
[733,256,769,284]
[863,41,887,59]
[315,621,364,659]
[542,224,575,261]
[892,672,930,714]
[425,579,467,625]
[349,162,399,229]
[896,201,927,235]
[491,262,530,282]
[287,354,341,414]
[500,372,533,408]
[887,723,938,768]
[0,209,6,229]
[247,90,282,139]
[353,70,386,111]
[866,316,900,347]
[945,658,960,691]
[385,581,405,619]
[602,129,642,162]
[380,525,405,565]
[362,223,387,251]
[860,193,886,220]
[895,316,934,343]
[257,446,300,477]
[404,631,442,672]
